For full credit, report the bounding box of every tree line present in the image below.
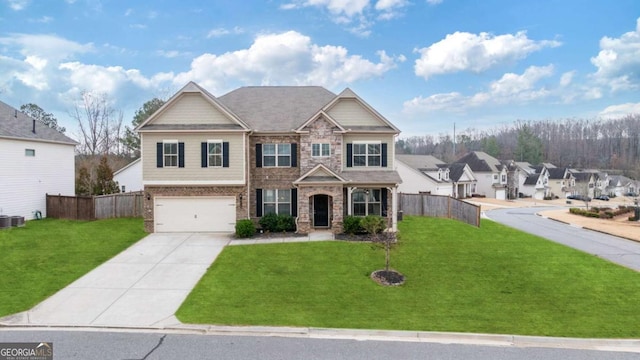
[22,92,165,195]
[396,114,640,179]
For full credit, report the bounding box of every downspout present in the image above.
[245,130,253,219]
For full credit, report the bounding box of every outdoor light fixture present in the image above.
[146,193,151,201]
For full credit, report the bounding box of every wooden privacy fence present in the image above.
[47,191,143,220]
[398,193,481,227]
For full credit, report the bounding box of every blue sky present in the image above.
[1,0,639,139]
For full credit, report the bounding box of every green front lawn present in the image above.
[177,216,640,338]
[0,218,146,317]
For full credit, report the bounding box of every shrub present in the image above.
[235,219,256,238]
[259,213,296,232]
[343,216,363,234]
[629,216,637,221]
[360,215,386,235]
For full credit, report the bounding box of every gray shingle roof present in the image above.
[446,162,468,182]
[456,151,502,172]
[396,154,445,171]
[218,86,337,132]
[341,170,402,185]
[547,167,567,180]
[0,100,76,145]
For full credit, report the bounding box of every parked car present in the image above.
[625,192,638,197]
[595,195,610,201]
[567,194,592,201]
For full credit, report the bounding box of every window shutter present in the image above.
[346,143,353,168]
[256,144,262,168]
[381,188,388,216]
[223,142,230,168]
[201,142,207,168]
[291,143,297,167]
[381,143,388,167]
[256,189,263,217]
[291,188,298,217]
[178,142,185,168]
[156,142,163,168]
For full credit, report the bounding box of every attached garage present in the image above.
[155,197,236,232]
[495,188,506,200]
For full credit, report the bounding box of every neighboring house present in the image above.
[396,155,453,196]
[606,175,636,196]
[514,162,550,200]
[0,100,77,219]
[447,162,477,199]
[113,158,142,192]
[456,151,508,199]
[570,171,597,198]
[136,82,402,234]
[547,167,574,198]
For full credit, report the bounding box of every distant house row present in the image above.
[396,151,639,200]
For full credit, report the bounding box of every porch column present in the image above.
[391,186,398,232]
[347,187,354,216]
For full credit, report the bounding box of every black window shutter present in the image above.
[223,142,229,168]
[381,188,388,216]
[178,142,185,168]
[201,142,207,168]
[291,188,298,217]
[256,189,263,217]
[256,144,262,168]
[291,143,297,167]
[381,143,388,167]
[346,143,353,167]
[156,142,163,168]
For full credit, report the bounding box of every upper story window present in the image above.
[208,141,223,167]
[163,141,178,167]
[444,169,450,181]
[264,144,291,167]
[501,174,507,183]
[437,169,443,181]
[493,174,499,182]
[312,143,330,157]
[25,149,35,157]
[353,143,380,167]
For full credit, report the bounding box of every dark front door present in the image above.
[313,195,329,228]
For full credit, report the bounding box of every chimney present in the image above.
[14,109,17,118]
[32,119,36,133]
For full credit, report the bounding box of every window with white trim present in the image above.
[163,141,178,167]
[208,141,223,167]
[352,189,381,216]
[263,189,291,215]
[312,143,330,157]
[444,169,449,181]
[263,144,291,167]
[353,143,381,167]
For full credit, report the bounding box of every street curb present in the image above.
[535,212,640,243]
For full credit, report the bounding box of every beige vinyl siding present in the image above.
[327,99,386,127]
[142,133,245,183]
[343,134,394,170]
[152,93,235,125]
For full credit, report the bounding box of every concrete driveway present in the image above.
[4,233,231,328]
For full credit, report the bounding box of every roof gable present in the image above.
[294,164,347,185]
[456,151,502,172]
[295,110,345,132]
[324,88,399,133]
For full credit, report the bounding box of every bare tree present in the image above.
[71,91,119,155]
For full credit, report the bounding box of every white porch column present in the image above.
[347,187,354,216]
[391,186,398,232]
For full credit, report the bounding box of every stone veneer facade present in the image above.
[296,185,344,234]
[143,185,246,233]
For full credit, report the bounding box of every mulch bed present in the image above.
[371,269,405,286]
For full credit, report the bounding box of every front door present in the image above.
[313,194,329,228]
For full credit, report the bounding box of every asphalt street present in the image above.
[0,329,638,360]
[485,206,640,271]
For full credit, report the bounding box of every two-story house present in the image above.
[547,167,574,198]
[515,162,550,199]
[395,154,454,196]
[136,82,401,234]
[456,151,507,199]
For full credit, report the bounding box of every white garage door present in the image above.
[155,197,236,233]
[495,189,506,200]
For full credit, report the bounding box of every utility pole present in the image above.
[453,122,456,157]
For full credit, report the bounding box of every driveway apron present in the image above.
[23,233,231,327]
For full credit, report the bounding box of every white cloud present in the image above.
[560,71,574,87]
[29,16,53,23]
[207,26,244,38]
[124,8,133,16]
[599,102,640,118]
[156,50,191,58]
[590,17,640,92]
[0,33,93,61]
[404,65,555,113]
[414,31,561,79]
[7,0,29,10]
[173,30,403,91]
[426,0,442,4]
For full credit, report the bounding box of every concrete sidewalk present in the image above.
[2,233,231,328]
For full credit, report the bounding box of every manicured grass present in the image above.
[0,218,146,317]
[177,216,640,338]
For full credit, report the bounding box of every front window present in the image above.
[25,149,35,157]
[501,174,507,183]
[263,144,291,167]
[353,143,381,167]
[312,143,330,157]
[208,141,223,167]
[352,189,381,216]
[444,170,450,181]
[163,142,178,167]
[263,189,291,215]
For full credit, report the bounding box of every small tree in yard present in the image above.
[93,156,119,195]
[362,215,405,286]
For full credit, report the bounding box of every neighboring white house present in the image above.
[0,100,77,219]
[606,175,636,196]
[456,151,508,199]
[113,158,142,192]
[515,162,550,200]
[396,155,453,196]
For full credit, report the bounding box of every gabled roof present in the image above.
[321,88,400,133]
[295,110,346,133]
[218,86,336,132]
[571,172,594,182]
[137,82,250,131]
[608,175,633,186]
[446,162,472,182]
[523,174,540,185]
[114,158,141,176]
[396,154,445,171]
[547,167,568,179]
[0,100,77,145]
[293,164,347,185]
[456,151,503,172]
